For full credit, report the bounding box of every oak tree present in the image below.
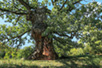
[0,0,102,60]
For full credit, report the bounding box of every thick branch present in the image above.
[1,29,31,46]
[54,0,58,2]
[73,0,82,4]
[18,0,32,10]
[67,0,82,12]
[51,0,54,5]
[0,8,27,15]
[59,0,67,11]
[11,29,31,39]
[5,29,31,41]
[51,0,58,6]
[26,0,29,4]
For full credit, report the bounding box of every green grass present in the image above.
[0,55,102,68]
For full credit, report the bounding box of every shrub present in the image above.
[4,49,17,59]
[17,46,34,59]
[4,51,11,59]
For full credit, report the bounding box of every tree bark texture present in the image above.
[27,7,57,60]
[28,33,57,60]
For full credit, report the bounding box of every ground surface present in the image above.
[0,55,102,68]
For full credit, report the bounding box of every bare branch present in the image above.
[0,8,27,15]
[18,0,33,10]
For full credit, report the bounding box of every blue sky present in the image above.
[0,0,102,48]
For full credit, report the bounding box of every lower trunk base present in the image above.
[27,52,57,60]
[27,45,57,60]
[29,30,57,60]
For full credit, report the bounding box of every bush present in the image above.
[17,46,34,59]
[4,49,17,59]
[4,51,11,59]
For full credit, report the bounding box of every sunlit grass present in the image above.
[0,55,102,68]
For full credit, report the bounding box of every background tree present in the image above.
[0,0,102,60]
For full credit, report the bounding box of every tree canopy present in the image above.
[0,0,102,54]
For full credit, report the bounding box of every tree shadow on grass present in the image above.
[0,55,102,68]
[0,61,101,68]
[57,60,101,68]
[56,56,102,68]
[0,64,39,68]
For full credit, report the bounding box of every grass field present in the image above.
[0,55,102,68]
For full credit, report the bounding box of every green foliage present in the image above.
[4,51,11,59]
[54,40,80,57]
[83,44,93,54]
[17,46,34,59]
[4,49,17,59]
[79,26,102,54]
[68,48,84,56]
[0,42,10,59]
[0,0,102,58]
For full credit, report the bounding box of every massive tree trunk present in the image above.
[28,33,57,60]
[27,24,57,60]
[26,7,57,60]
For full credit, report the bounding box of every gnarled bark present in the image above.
[27,33,57,60]
[26,7,57,60]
